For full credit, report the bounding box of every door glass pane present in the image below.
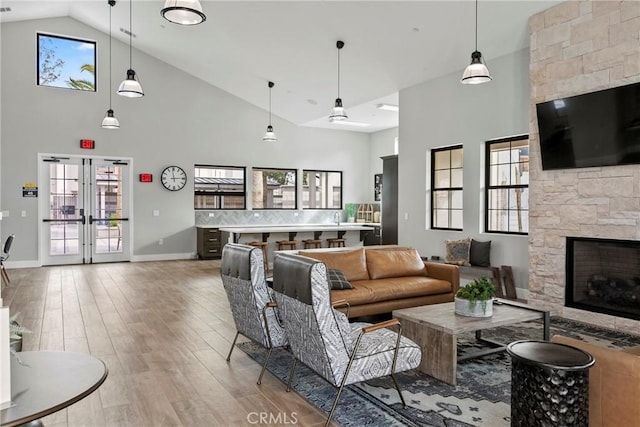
[49,164,80,255]
[95,165,123,254]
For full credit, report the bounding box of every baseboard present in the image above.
[4,253,197,268]
[131,252,197,262]
[4,260,40,269]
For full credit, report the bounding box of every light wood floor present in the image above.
[2,260,331,427]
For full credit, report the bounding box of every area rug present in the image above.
[238,318,640,427]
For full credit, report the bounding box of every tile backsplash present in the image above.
[195,203,380,226]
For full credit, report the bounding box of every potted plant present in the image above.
[455,277,497,317]
[345,204,357,223]
[9,314,28,353]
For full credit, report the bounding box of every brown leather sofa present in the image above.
[295,246,459,318]
[551,335,640,427]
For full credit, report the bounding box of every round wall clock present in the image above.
[161,166,187,191]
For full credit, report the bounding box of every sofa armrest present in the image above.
[424,262,459,294]
[551,335,640,427]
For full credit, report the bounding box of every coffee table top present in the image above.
[393,299,548,335]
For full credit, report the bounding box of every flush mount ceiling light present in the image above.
[102,0,120,129]
[161,0,206,25]
[329,40,348,122]
[263,81,277,142]
[117,0,144,97]
[376,103,399,112]
[461,0,492,85]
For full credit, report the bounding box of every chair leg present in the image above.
[286,359,298,392]
[226,331,240,362]
[1,265,10,286]
[257,347,273,385]
[391,373,407,408]
[326,383,348,427]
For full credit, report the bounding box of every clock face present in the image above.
[161,166,187,191]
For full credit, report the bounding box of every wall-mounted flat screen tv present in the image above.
[536,82,640,170]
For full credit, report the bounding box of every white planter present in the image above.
[454,297,493,317]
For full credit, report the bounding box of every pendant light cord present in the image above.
[129,0,132,69]
[269,85,272,126]
[475,0,478,52]
[337,47,341,98]
[109,1,113,108]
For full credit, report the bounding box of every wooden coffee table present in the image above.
[393,299,550,385]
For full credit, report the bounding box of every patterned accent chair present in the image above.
[221,243,288,385]
[272,253,422,426]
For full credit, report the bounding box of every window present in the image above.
[194,165,246,210]
[302,170,342,209]
[37,33,97,91]
[485,135,529,234]
[252,168,297,209]
[431,145,463,230]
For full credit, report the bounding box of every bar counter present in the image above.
[217,223,376,243]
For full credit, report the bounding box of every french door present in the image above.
[40,155,131,265]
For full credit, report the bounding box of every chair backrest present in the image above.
[3,235,14,257]
[220,243,285,348]
[272,253,353,386]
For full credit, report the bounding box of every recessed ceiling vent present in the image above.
[0,7,12,12]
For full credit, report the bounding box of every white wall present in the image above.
[399,48,531,292]
[369,127,397,176]
[0,17,372,263]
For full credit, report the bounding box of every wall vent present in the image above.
[119,28,137,38]
[0,7,12,12]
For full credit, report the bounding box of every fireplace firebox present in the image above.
[566,237,640,321]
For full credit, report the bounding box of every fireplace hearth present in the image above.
[566,237,640,321]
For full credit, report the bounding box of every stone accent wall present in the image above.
[528,0,640,333]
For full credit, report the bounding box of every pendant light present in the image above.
[117,0,144,97]
[263,81,277,142]
[329,40,348,122]
[161,0,206,26]
[102,0,120,129]
[461,0,492,85]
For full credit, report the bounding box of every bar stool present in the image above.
[327,238,346,248]
[302,239,323,249]
[248,241,269,273]
[277,240,297,250]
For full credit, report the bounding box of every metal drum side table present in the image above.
[507,340,595,427]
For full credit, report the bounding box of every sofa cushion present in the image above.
[327,269,354,290]
[366,248,426,280]
[332,276,453,306]
[299,248,369,281]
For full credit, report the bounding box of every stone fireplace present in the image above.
[566,237,640,321]
[528,1,640,334]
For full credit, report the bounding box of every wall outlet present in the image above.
[254,213,259,217]
[208,212,215,217]
[21,210,26,217]
[404,212,409,220]
[158,239,163,245]
[1,211,8,218]
[153,210,160,217]
[294,212,299,217]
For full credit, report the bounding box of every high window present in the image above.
[431,145,463,230]
[252,168,297,210]
[302,170,342,209]
[485,135,529,234]
[194,165,246,210]
[37,33,96,91]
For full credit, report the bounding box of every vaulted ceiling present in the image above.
[0,1,562,132]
